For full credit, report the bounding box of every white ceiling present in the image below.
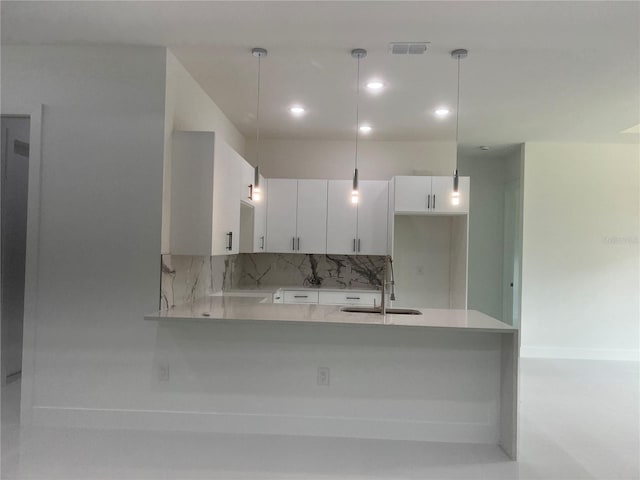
[2,1,639,149]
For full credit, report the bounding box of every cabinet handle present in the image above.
[294,295,308,298]
[260,236,265,249]
[357,238,361,252]
[248,184,253,200]
[226,232,233,251]
[292,237,296,251]
[297,237,300,251]
[346,296,361,300]
[433,194,436,209]
[427,194,430,209]
[353,238,356,252]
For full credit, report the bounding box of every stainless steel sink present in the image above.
[340,306,422,315]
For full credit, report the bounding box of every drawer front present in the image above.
[318,291,380,306]
[283,290,319,304]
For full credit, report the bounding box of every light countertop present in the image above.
[146,296,517,333]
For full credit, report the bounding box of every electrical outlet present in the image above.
[317,367,330,386]
[158,363,170,382]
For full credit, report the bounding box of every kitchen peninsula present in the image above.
[145,292,519,460]
[154,130,518,460]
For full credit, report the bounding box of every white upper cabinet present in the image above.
[239,160,256,206]
[357,181,389,255]
[253,173,267,252]
[326,180,388,255]
[266,179,328,254]
[326,180,358,254]
[212,139,242,255]
[266,179,298,253]
[394,176,469,215]
[170,131,242,256]
[430,176,470,214]
[394,176,431,213]
[296,180,328,254]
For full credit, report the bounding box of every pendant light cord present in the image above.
[455,55,461,146]
[256,53,262,170]
[355,54,361,170]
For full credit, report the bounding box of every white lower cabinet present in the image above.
[279,289,380,306]
[283,290,319,304]
[318,291,380,306]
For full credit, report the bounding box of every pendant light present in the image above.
[351,48,366,204]
[252,47,267,201]
[451,48,468,206]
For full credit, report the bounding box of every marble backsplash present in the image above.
[161,253,385,308]
[160,254,238,309]
[237,253,385,290]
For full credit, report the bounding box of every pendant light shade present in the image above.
[252,47,267,201]
[451,48,467,206]
[351,48,367,205]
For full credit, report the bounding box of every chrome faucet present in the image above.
[380,255,396,315]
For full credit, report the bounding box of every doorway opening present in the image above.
[1,115,30,385]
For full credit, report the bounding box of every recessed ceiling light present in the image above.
[359,125,372,134]
[479,146,490,151]
[434,108,450,118]
[289,105,305,115]
[366,80,385,91]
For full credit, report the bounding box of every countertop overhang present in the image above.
[146,296,517,333]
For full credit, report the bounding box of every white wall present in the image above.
[246,139,455,179]
[458,154,512,320]
[1,44,167,420]
[521,142,640,361]
[162,50,246,253]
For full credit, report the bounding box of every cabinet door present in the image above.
[266,179,298,253]
[318,291,380,306]
[326,180,358,254]
[212,139,242,255]
[283,290,319,304]
[430,176,470,214]
[239,160,256,205]
[296,180,328,254]
[357,180,389,255]
[253,174,267,253]
[394,176,431,213]
[170,131,214,256]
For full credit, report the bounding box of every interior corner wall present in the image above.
[245,139,456,180]
[162,50,246,253]
[521,142,640,361]
[458,155,510,321]
[1,45,167,417]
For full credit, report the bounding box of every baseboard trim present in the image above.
[31,406,498,445]
[521,346,640,361]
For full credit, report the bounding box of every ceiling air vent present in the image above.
[389,42,430,55]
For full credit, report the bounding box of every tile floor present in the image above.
[1,358,639,480]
